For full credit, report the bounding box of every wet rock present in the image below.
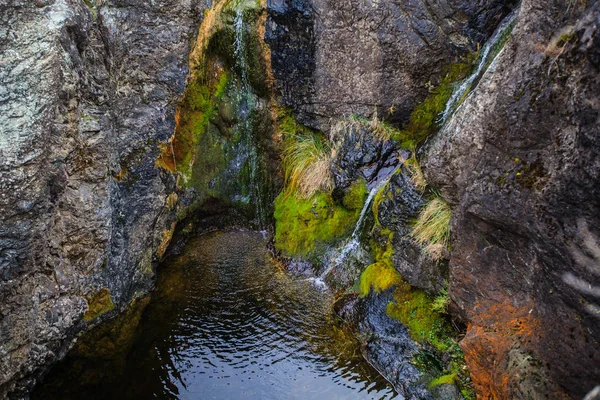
[338,290,436,400]
[424,0,600,397]
[329,119,400,190]
[585,387,600,400]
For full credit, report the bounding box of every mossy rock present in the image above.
[75,296,150,360]
[391,55,477,149]
[83,288,115,321]
[342,178,368,210]
[273,191,362,258]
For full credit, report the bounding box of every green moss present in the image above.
[387,282,475,397]
[273,191,361,257]
[488,20,515,61]
[343,178,368,210]
[359,228,399,296]
[278,107,320,139]
[83,288,115,321]
[371,175,396,227]
[386,283,451,351]
[392,57,476,149]
[428,373,457,389]
[156,65,229,179]
[359,261,400,296]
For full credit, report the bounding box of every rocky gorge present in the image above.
[1,0,599,399]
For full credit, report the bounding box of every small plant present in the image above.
[283,133,332,198]
[333,114,401,143]
[431,287,450,314]
[404,151,427,193]
[411,196,451,260]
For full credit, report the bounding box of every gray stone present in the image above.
[0,0,206,396]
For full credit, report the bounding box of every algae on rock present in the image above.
[156,0,277,228]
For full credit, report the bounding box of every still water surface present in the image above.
[33,231,397,399]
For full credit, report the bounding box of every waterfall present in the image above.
[233,6,266,227]
[234,8,249,98]
[441,12,516,122]
[310,169,398,289]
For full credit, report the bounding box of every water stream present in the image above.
[232,5,267,228]
[310,170,397,289]
[441,12,516,122]
[32,231,398,399]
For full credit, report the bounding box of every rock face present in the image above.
[266,0,515,129]
[335,291,434,400]
[0,0,205,396]
[424,0,600,397]
[2,0,599,398]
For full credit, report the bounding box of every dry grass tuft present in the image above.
[411,197,451,261]
[283,134,332,198]
[404,152,427,193]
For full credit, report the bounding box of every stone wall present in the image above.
[0,0,206,395]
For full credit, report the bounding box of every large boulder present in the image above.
[0,0,205,395]
[424,0,600,397]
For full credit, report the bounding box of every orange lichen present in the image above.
[460,298,542,399]
[112,167,128,182]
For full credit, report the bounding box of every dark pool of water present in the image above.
[33,231,398,399]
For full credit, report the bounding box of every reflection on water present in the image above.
[33,231,398,399]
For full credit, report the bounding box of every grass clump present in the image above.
[273,191,363,257]
[403,152,427,193]
[283,134,332,198]
[347,113,401,142]
[431,287,450,314]
[411,196,451,260]
[278,108,333,198]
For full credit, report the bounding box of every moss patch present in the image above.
[387,282,475,397]
[359,228,399,296]
[386,282,451,351]
[273,191,362,258]
[343,178,368,210]
[359,261,400,296]
[392,57,477,149]
[277,107,318,139]
[155,62,229,179]
[83,288,115,321]
[428,373,457,389]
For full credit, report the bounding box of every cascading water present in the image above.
[441,12,516,122]
[232,6,267,227]
[311,169,398,288]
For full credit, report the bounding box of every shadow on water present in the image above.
[33,231,398,399]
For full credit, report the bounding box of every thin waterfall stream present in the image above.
[311,168,398,288]
[441,12,517,122]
